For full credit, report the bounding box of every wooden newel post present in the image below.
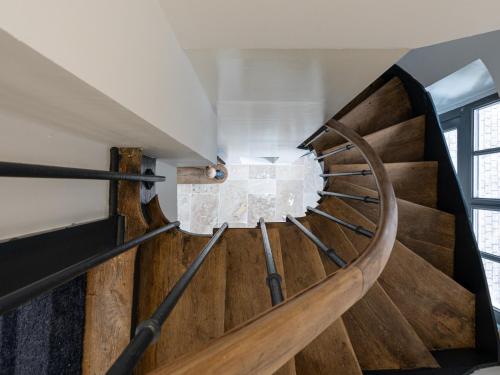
[83,148,148,375]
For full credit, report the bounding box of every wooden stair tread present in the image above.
[312,77,412,151]
[275,221,362,375]
[318,198,475,350]
[328,161,438,208]
[223,228,296,375]
[307,214,439,370]
[328,179,454,274]
[321,116,425,165]
[135,231,227,374]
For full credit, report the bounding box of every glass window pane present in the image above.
[474,101,500,151]
[481,258,500,309]
[475,209,500,309]
[474,209,500,256]
[443,129,458,171]
[473,152,500,198]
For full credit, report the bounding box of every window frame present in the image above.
[440,94,500,217]
[440,94,500,312]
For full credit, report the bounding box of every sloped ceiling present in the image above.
[158,0,500,49]
[157,0,500,163]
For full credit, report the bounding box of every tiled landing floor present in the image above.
[177,155,323,234]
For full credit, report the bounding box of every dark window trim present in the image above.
[440,93,500,278]
[440,93,500,217]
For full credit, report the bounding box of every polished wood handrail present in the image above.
[148,119,398,375]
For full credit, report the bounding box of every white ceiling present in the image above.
[187,49,406,163]
[157,1,500,163]
[158,0,500,49]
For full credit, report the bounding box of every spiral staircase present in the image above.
[1,66,498,374]
[80,66,496,375]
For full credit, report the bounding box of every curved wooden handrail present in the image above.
[149,119,398,375]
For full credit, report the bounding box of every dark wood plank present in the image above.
[328,161,438,208]
[224,228,296,375]
[83,148,149,375]
[135,232,227,374]
[319,197,475,350]
[313,77,412,151]
[322,116,425,165]
[307,214,439,370]
[276,222,362,375]
[327,179,454,274]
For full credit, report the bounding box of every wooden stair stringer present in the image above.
[307,213,439,370]
[318,197,475,350]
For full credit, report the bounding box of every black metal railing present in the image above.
[259,218,284,305]
[0,221,179,314]
[107,223,228,375]
[286,215,346,268]
[0,161,165,182]
[320,169,372,178]
[318,190,379,204]
[315,144,355,161]
[307,206,373,238]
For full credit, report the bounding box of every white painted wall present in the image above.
[156,160,178,221]
[0,0,217,163]
[0,1,224,239]
[0,108,110,240]
[187,49,406,163]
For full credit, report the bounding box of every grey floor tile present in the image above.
[248,194,276,225]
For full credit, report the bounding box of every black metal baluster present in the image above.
[107,223,228,375]
[320,169,372,178]
[318,190,379,204]
[259,218,284,306]
[286,215,347,268]
[307,206,373,238]
[315,144,355,161]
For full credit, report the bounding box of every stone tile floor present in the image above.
[177,154,323,234]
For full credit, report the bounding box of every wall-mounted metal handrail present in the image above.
[0,161,165,182]
[286,215,347,268]
[318,190,379,204]
[315,144,355,161]
[259,218,284,305]
[107,223,228,375]
[0,221,180,314]
[320,169,372,178]
[307,206,374,238]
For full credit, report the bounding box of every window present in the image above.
[444,128,458,171]
[441,94,500,311]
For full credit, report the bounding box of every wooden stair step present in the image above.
[328,179,454,275]
[318,197,475,350]
[135,231,227,374]
[328,161,438,208]
[307,214,439,370]
[321,115,425,165]
[275,221,362,375]
[312,77,412,151]
[223,228,296,375]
